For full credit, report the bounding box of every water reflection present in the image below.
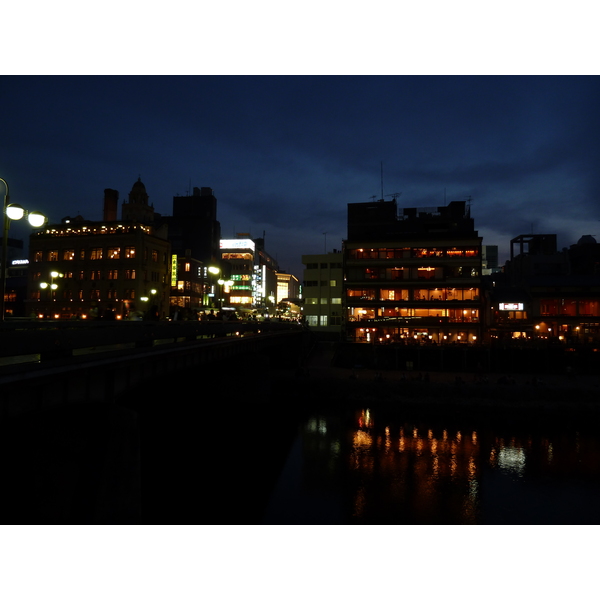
[264,407,600,524]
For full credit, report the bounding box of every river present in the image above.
[263,404,600,524]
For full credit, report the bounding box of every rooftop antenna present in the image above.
[465,195,473,216]
[369,195,377,201]
[386,192,402,201]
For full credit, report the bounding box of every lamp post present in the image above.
[1,178,47,320]
[208,266,220,308]
[140,288,158,320]
[40,271,63,300]
[217,279,233,310]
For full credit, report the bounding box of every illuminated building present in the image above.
[169,255,206,315]
[301,250,343,336]
[489,233,600,342]
[253,237,279,314]
[343,198,483,344]
[27,179,170,320]
[219,236,279,314]
[276,272,301,318]
[220,237,256,309]
[164,186,222,314]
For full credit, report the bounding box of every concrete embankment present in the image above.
[276,341,600,421]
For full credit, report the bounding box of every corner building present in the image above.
[343,199,483,344]
[27,179,171,320]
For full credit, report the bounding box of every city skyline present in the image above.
[2,75,600,278]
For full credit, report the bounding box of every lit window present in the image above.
[331,298,342,304]
[108,247,121,259]
[125,269,136,280]
[90,248,103,260]
[63,249,75,260]
[48,251,58,262]
[125,247,136,258]
[319,315,328,326]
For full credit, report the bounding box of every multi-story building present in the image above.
[343,199,483,344]
[276,272,301,318]
[220,237,255,310]
[0,237,26,317]
[219,236,280,315]
[302,251,344,335]
[488,233,600,342]
[253,237,279,315]
[166,187,221,266]
[482,245,501,275]
[164,186,223,315]
[169,255,206,317]
[27,179,171,320]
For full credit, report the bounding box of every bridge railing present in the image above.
[0,319,305,364]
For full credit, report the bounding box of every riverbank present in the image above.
[273,342,600,420]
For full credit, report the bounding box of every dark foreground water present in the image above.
[263,406,600,524]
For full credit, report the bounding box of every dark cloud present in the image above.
[2,75,599,276]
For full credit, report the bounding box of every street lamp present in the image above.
[39,271,63,301]
[1,178,47,320]
[217,279,233,309]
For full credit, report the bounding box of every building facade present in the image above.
[343,199,483,344]
[302,251,344,334]
[219,236,280,316]
[27,180,171,320]
[166,187,221,266]
[488,233,600,343]
[276,272,301,318]
[169,255,206,317]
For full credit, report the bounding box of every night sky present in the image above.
[3,75,600,277]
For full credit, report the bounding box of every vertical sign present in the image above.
[171,254,178,286]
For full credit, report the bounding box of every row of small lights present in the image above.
[359,328,476,340]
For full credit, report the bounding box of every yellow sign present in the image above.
[171,254,178,286]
